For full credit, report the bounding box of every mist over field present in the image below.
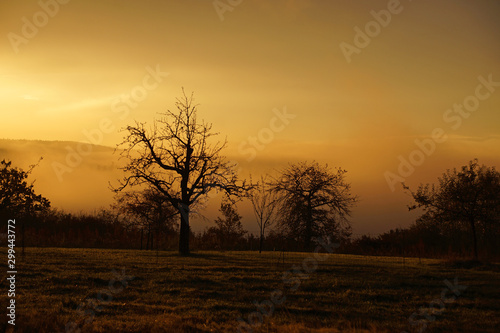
[1,1,500,331]
[2,138,500,236]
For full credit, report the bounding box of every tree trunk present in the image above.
[179,203,190,255]
[22,220,25,256]
[304,200,313,251]
[140,228,143,250]
[259,233,264,254]
[179,144,193,256]
[157,221,160,251]
[470,219,478,261]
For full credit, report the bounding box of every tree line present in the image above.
[1,91,499,260]
[1,193,498,261]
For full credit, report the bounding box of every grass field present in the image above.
[1,248,499,332]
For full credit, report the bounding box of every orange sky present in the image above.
[1,0,499,236]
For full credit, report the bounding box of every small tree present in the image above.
[270,161,357,250]
[404,159,500,260]
[212,200,247,251]
[249,175,277,253]
[114,90,247,255]
[0,159,50,254]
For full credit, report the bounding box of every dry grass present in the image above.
[1,248,499,332]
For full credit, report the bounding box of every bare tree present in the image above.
[404,159,500,260]
[270,161,357,251]
[249,175,277,253]
[113,90,246,255]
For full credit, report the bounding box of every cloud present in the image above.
[251,0,315,19]
[22,94,39,101]
[447,134,500,143]
[41,95,118,114]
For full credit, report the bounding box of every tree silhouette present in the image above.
[212,200,247,251]
[114,188,177,250]
[114,90,247,255]
[404,159,500,260]
[0,159,50,254]
[270,161,357,250]
[249,175,277,253]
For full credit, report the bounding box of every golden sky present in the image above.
[1,0,499,235]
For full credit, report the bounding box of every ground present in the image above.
[1,248,499,332]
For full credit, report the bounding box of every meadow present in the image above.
[1,247,499,332]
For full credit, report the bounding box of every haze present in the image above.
[1,0,499,236]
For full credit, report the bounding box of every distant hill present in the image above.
[0,139,411,236]
[4,138,470,237]
[0,139,121,213]
[0,139,247,234]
